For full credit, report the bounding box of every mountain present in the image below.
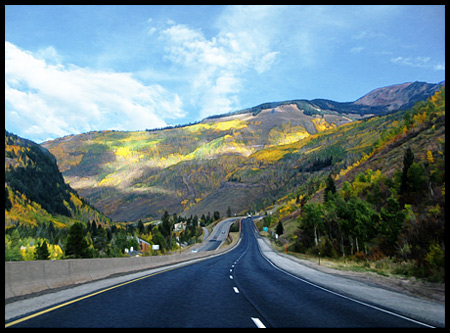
[260,88,445,281]
[5,130,111,229]
[353,80,445,111]
[208,80,444,118]
[41,81,443,222]
[42,104,352,221]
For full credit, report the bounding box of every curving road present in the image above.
[196,218,237,252]
[6,218,431,328]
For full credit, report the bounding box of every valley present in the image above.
[42,105,353,221]
[5,82,445,280]
[4,7,445,328]
[41,81,444,222]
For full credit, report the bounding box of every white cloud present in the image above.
[147,6,397,119]
[5,41,184,142]
[390,56,445,71]
[350,47,365,54]
[36,45,63,65]
[433,63,445,71]
[200,74,242,117]
[158,7,283,119]
[255,51,280,74]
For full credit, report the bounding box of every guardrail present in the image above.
[5,219,242,300]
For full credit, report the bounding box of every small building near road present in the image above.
[137,237,151,253]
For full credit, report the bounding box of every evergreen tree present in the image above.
[65,223,89,258]
[90,220,97,237]
[324,173,337,202]
[400,147,414,195]
[161,210,171,238]
[137,220,145,236]
[200,214,206,225]
[93,226,109,256]
[407,162,427,194]
[35,240,50,260]
[275,221,284,236]
[193,215,199,227]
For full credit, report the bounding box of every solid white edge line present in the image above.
[251,228,435,328]
[251,317,266,328]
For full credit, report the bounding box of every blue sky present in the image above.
[5,5,445,143]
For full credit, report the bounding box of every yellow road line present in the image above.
[5,265,181,328]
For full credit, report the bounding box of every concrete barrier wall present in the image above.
[5,237,239,300]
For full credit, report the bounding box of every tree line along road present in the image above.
[6,218,433,327]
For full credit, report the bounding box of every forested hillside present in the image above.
[5,85,445,272]
[4,131,218,260]
[5,131,112,260]
[259,88,445,282]
[5,131,111,225]
[42,82,443,222]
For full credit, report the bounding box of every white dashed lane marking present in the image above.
[251,317,266,328]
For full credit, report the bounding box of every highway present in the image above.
[196,217,237,251]
[7,218,430,328]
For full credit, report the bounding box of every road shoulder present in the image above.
[256,236,445,328]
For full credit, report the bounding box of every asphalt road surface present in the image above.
[196,217,237,251]
[7,218,430,327]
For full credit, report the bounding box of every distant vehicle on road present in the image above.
[191,248,198,253]
[222,231,226,234]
